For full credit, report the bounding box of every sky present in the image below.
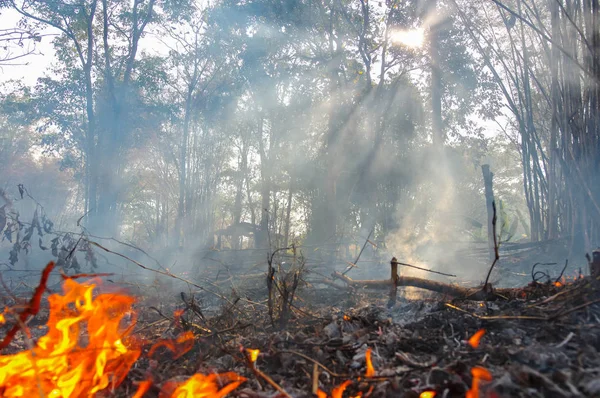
[0,9,59,85]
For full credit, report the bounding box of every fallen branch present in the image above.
[332,258,524,301]
[333,270,493,300]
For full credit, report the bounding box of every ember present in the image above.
[420,391,436,398]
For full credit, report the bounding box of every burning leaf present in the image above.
[468,329,486,348]
[160,372,247,398]
[420,391,436,398]
[0,278,140,397]
[365,348,375,377]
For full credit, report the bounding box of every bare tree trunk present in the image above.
[548,0,561,239]
[257,117,271,249]
[283,179,293,249]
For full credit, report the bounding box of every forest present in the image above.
[0,0,598,279]
[1,1,600,397]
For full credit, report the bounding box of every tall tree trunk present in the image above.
[283,179,293,249]
[257,117,271,249]
[548,0,561,239]
[174,88,193,247]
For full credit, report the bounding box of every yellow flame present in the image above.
[0,279,140,397]
[247,348,260,363]
[420,391,436,398]
[164,372,247,398]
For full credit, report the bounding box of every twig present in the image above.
[445,303,547,321]
[531,262,556,283]
[277,349,347,378]
[244,349,292,398]
[549,298,600,321]
[555,259,569,283]
[554,332,575,348]
[88,240,232,305]
[0,261,55,351]
[391,260,457,278]
[342,228,373,276]
[483,201,499,289]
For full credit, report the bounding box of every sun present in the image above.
[390,28,425,48]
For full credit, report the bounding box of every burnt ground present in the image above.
[1,258,600,398]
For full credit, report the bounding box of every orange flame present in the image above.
[468,329,486,348]
[148,331,195,360]
[318,380,352,398]
[160,372,247,398]
[343,314,351,321]
[0,275,248,398]
[420,391,436,398]
[132,379,153,398]
[554,281,563,287]
[0,279,140,397]
[466,366,492,398]
[365,348,375,377]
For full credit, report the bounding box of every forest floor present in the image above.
[1,258,600,398]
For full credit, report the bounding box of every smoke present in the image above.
[385,146,489,285]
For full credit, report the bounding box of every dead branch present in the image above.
[333,270,493,300]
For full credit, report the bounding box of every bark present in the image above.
[283,180,293,249]
[257,117,271,249]
[548,0,561,239]
[482,165,495,261]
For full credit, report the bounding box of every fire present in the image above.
[148,331,195,360]
[0,278,140,397]
[0,266,248,398]
[365,347,375,377]
[466,366,492,398]
[468,329,486,348]
[554,281,563,287]
[420,391,436,398]
[247,348,260,363]
[160,372,247,398]
[343,314,351,321]
[317,380,352,398]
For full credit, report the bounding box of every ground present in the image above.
[1,258,599,397]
